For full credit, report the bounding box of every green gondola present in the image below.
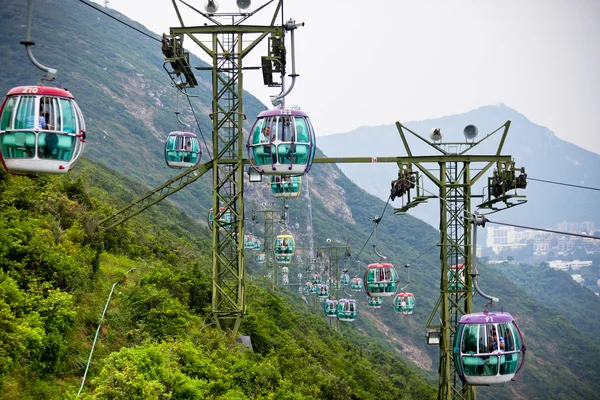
[394,292,415,315]
[365,262,399,297]
[324,299,338,318]
[367,296,383,309]
[350,277,364,291]
[337,299,357,322]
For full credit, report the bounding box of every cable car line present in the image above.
[76,0,213,162]
[527,177,600,192]
[182,90,213,160]
[419,185,600,239]
[485,219,600,240]
[76,0,161,43]
[347,195,393,272]
[406,241,440,265]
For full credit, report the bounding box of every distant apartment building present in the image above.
[546,260,593,271]
[486,226,534,255]
[556,221,595,234]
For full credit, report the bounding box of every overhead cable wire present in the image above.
[484,219,600,240]
[528,177,600,192]
[183,90,213,160]
[78,0,213,161]
[76,0,161,43]
[406,241,441,264]
[419,187,600,240]
[347,195,392,271]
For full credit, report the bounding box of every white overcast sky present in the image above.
[92,0,600,154]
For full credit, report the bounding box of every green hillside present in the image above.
[0,162,435,399]
[1,1,600,399]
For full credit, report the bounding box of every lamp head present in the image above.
[463,124,479,141]
[429,128,442,142]
[236,0,251,9]
[205,0,218,13]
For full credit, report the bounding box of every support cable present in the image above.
[76,0,161,43]
[485,219,600,240]
[77,0,212,160]
[528,177,600,192]
[420,186,600,240]
[347,196,392,271]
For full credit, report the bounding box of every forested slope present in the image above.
[0,163,435,399]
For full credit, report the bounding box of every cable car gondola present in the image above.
[270,175,302,198]
[394,292,415,315]
[367,296,383,309]
[282,274,289,286]
[164,131,201,169]
[208,207,232,230]
[327,278,340,289]
[281,266,289,274]
[274,234,295,256]
[453,312,526,385]
[365,263,399,297]
[316,283,329,298]
[244,233,256,249]
[247,108,316,176]
[324,299,338,318]
[302,282,313,295]
[340,273,350,286]
[311,273,321,284]
[255,253,265,264]
[0,86,86,175]
[449,264,475,293]
[337,299,357,322]
[350,277,364,291]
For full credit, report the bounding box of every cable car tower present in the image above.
[252,205,285,289]
[161,0,298,333]
[392,123,526,400]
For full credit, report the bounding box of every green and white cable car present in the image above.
[365,262,399,297]
[270,175,302,198]
[394,292,415,315]
[367,296,383,309]
[350,277,364,291]
[324,299,338,318]
[337,299,357,322]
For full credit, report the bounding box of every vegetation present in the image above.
[0,163,435,399]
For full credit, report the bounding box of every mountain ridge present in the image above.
[317,104,600,229]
